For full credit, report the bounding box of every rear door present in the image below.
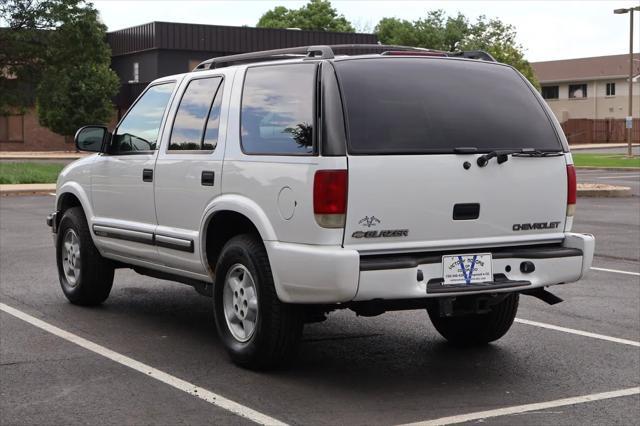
[154,72,230,275]
[333,58,569,253]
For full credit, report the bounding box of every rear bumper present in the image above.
[356,233,594,301]
[266,233,595,304]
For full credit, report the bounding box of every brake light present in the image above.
[314,170,347,228]
[566,164,576,217]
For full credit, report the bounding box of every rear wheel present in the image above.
[427,293,519,345]
[213,234,303,370]
[56,207,114,305]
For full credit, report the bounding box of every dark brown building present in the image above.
[0,22,377,151]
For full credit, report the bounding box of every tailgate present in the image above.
[343,154,568,252]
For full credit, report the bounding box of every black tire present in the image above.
[213,233,303,370]
[427,294,519,346]
[56,207,114,306]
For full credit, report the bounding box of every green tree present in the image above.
[257,0,355,32]
[0,0,119,134]
[375,11,538,88]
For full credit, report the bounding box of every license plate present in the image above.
[442,254,493,285]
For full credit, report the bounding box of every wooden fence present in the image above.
[561,118,640,144]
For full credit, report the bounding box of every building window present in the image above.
[0,115,25,143]
[568,84,587,99]
[606,82,615,96]
[132,62,139,83]
[541,86,559,100]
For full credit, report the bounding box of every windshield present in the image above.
[333,58,562,155]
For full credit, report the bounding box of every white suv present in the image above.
[48,45,594,369]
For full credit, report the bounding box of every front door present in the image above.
[91,81,178,263]
[154,73,229,275]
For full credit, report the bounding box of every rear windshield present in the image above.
[334,58,562,154]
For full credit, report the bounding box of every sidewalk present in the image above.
[0,151,88,160]
[0,183,56,195]
[1,182,630,197]
[570,143,639,150]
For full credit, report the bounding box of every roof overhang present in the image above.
[539,74,640,84]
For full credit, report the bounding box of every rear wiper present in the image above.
[477,148,563,167]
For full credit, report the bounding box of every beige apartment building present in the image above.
[532,54,639,123]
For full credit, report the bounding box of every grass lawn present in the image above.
[572,153,640,168]
[0,162,65,184]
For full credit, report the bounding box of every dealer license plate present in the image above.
[442,254,493,285]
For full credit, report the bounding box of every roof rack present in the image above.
[449,50,497,62]
[193,44,495,71]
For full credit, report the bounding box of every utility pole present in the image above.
[614,6,640,157]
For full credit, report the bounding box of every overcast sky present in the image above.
[93,0,639,62]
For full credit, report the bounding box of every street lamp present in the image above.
[613,6,640,157]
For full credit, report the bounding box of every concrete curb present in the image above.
[0,184,56,196]
[570,143,640,150]
[0,151,87,160]
[575,166,640,171]
[577,184,632,198]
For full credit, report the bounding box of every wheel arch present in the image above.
[200,195,277,276]
[56,182,94,222]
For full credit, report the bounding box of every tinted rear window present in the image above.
[334,58,561,154]
[241,63,316,155]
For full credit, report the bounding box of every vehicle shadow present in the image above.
[96,275,527,391]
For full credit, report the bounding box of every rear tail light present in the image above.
[566,164,576,217]
[314,170,347,228]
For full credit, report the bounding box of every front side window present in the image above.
[541,85,559,100]
[606,82,615,96]
[169,77,223,152]
[569,83,587,99]
[111,82,175,154]
[241,63,316,155]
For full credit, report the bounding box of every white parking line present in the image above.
[591,267,640,277]
[0,303,287,426]
[514,318,640,347]
[399,387,640,426]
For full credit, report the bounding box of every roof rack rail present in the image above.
[449,50,496,62]
[194,45,333,70]
[193,45,495,71]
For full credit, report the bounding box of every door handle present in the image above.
[201,170,215,186]
[142,169,153,182]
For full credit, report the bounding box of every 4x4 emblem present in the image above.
[359,216,381,228]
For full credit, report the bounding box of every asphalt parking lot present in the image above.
[1,169,639,425]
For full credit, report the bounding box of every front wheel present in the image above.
[213,234,303,370]
[56,207,114,305]
[427,293,519,345]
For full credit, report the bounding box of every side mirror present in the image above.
[74,125,108,152]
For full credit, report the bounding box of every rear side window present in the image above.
[241,63,316,155]
[169,76,223,152]
[334,58,562,154]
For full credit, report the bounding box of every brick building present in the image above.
[0,22,376,151]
